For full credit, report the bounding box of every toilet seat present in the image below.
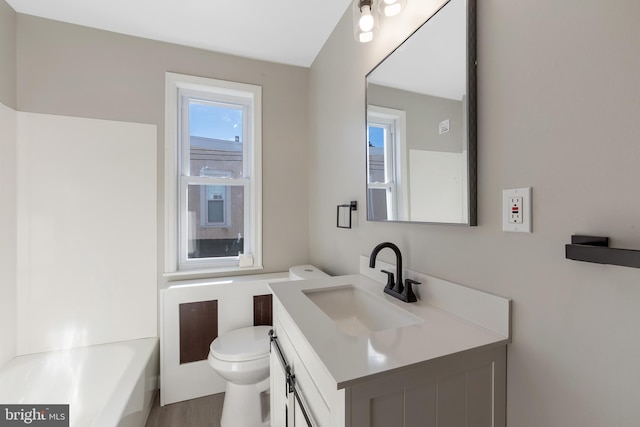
[209,325,271,362]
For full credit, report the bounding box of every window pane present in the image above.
[368,188,389,220]
[207,200,224,223]
[187,184,245,259]
[189,101,244,178]
[368,125,385,183]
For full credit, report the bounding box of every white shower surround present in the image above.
[15,112,158,355]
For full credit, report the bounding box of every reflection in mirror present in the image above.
[366,0,476,225]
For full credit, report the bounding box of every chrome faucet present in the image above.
[369,242,420,303]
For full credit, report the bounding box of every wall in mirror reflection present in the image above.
[367,85,468,223]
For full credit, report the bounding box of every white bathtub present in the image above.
[0,338,159,427]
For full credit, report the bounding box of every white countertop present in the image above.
[269,271,511,389]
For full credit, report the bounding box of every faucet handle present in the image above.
[380,269,395,290]
[402,278,421,303]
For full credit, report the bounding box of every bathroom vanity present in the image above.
[268,257,510,427]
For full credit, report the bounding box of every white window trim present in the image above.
[164,72,262,276]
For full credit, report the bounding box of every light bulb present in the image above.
[379,0,406,17]
[359,31,374,43]
[359,5,374,32]
[382,2,402,16]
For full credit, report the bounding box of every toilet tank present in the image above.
[289,265,329,280]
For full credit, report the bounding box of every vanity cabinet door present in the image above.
[270,350,290,427]
[293,398,311,426]
[272,301,340,427]
[270,331,319,427]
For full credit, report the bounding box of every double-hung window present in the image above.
[165,73,262,273]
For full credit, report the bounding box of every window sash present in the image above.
[367,121,397,219]
[178,177,251,269]
[367,121,395,184]
[179,94,250,178]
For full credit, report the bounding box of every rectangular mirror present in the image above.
[366,0,476,225]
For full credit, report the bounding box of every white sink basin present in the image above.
[303,285,423,336]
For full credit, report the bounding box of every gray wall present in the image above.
[0,0,16,108]
[16,14,311,277]
[309,0,640,426]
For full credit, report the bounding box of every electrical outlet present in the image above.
[509,196,523,224]
[503,188,532,232]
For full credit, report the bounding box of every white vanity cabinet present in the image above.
[269,271,511,427]
[270,303,345,427]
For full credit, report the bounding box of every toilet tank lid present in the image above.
[289,264,329,280]
[210,325,272,362]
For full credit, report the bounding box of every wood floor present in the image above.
[145,392,225,427]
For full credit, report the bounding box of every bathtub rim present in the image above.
[92,337,159,427]
[0,337,159,427]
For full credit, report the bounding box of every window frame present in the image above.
[165,72,262,275]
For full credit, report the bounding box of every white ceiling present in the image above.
[6,0,352,67]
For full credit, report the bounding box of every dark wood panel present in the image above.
[253,294,273,326]
[179,300,218,364]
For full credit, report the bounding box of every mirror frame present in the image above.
[365,0,477,225]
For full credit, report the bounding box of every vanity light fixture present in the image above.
[353,0,407,43]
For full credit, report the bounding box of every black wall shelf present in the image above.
[565,235,640,269]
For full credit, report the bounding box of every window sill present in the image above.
[163,265,264,282]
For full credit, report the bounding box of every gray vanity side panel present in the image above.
[369,390,404,427]
[437,371,467,426]
[0,0,16,108]
[466,363,494,427]
[349,346,506,427]
[404,381,437,427]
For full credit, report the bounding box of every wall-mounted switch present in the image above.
[503,188,532,232]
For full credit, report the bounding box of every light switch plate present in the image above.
[503,187,532,232]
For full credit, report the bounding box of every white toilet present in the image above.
[208,265,328,427]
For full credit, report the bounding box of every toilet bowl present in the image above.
[208,266,329,427]
[208,325,272,427]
